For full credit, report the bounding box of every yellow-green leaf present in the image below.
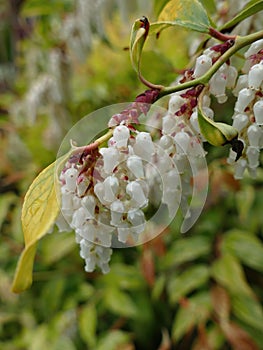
[151,0,211,35]
[198,108,238,147]
[130,16,150,74]
[12,154,69,293]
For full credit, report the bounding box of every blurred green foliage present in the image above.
[0,0,263,349]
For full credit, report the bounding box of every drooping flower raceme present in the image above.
[227,40,263,179]
[56,120,185,273]
[55,38,263,275]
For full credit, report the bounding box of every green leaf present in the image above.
[79,303,97,348]
[232,294,263,332]
[172,292,212,341]
[12,153,69,293]
[151,0,211,35]
[210,254,254,297]
[99,263,144,290]
[130,17,150,74]
[160,236,211,269]
[222,230,263,273]
[219,0,263,32]
[168,265,210,304]
[198,108,238,147]
[96,330,131,350]
[104,288,138,318]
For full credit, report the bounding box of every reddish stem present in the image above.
[209,27,236,42]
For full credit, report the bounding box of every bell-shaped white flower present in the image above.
[110,200,125,226]
[209,68,228,103]
[162,114,177,135]
[226,65,238,89]
[233,75,248,97]
[71,207,87,229]
[82,195,96,219]
[127,209,145,227]
[234,159,247,179]
[193,54,212,78]
[234,88,255,113]
[100,147,119,174]
[247,124,262,147]
[127,155,144,178]
[113,125,130,148]
[244,39,263,58]
[246,146,260,168]
[248,63,263,90]
[232,114,249,132]
[174,131,190,154]
[94,182,107,205]
[61,188,73,211]
[103,176,119,202]
[117,224,130,243]
[64,167,78,192]
[126,181,148,208]
[168,94,185,114]
[159,135,175,154]
[253,100,263,125]
[133,132,155,162]
[79,222,96,242]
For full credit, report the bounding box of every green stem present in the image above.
[158,29,263,99]
[72,129,113,154]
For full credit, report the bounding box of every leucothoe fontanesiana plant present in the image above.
[12,0,263,293]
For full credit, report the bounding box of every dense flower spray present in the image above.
[54,35,263,273]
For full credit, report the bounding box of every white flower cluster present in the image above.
[193,43,238,104]
[192,39,263,179]
[160,94,207,222]
[227,40,263,179]
[54,35,263,275]
[56,123,184,273]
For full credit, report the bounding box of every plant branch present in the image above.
[157,29,263,99]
